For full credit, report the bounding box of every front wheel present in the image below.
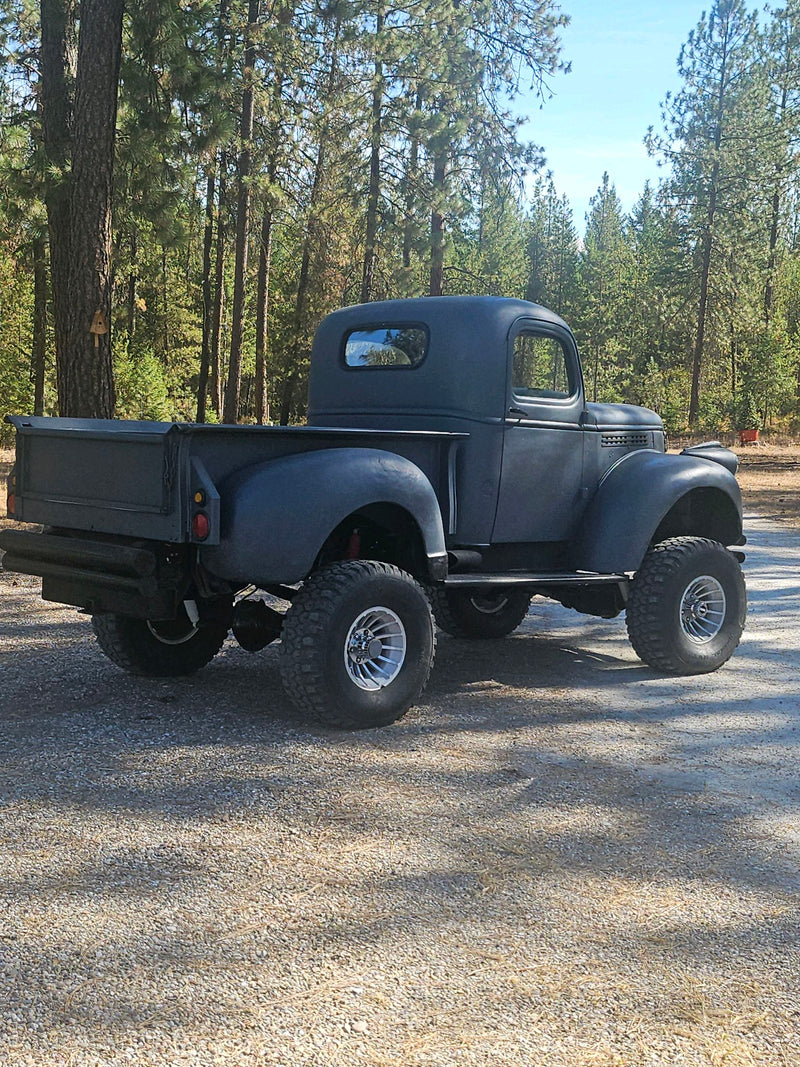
[429,587,532,638]
[92,603,230,677]
[626,537,746,674]
[279,560,435,729]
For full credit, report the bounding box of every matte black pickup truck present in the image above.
[1,296,746,728]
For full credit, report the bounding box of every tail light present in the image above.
[6,470,16,518]
[192,511,210,540]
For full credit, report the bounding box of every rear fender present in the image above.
[199,448,447,586]
[571,450,743,573]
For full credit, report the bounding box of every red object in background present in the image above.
[738,428,759,445]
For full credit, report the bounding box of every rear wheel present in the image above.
[279,560,435,729]
[626,537,746,674]
[92,602,229,677]
[429,586,531,638]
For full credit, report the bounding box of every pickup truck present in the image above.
[0,296,747,728]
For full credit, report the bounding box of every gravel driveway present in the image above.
[0,514,797,1066]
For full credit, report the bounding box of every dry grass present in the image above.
[736,442,800,529]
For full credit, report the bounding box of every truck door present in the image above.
[492,319,585,543]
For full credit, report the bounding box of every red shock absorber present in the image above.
[345,528,361,559]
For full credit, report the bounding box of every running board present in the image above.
[442,572,628,588]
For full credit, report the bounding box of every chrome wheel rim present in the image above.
[680,575,726,643]
[344,606,406,691]
[469,592,510,615]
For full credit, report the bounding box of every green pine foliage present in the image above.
[4,0,800,435]
[0,245,35,437]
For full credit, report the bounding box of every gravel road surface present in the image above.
[0,514,797,1066]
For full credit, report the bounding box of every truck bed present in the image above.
[7,416,464,544]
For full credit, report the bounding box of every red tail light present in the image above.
[6,471,16,518]
[192,511,210,540]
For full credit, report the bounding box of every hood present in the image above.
[583,402,664,431]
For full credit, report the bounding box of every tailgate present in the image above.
[8,416,186,541]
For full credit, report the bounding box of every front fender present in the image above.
[199,447,447,586]
[571,450,743,573]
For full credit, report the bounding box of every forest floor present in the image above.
[735,442,800,529]
[0,441,799,1067]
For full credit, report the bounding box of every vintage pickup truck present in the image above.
[1,296,747,728]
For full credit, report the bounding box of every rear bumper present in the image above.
[0,529,189,619]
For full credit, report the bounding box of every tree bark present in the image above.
[429,148,447,297]
[211,152,228,417]
[222,0,260,425]
[279,373,296,427]
[765,43,791,324]
[764,184,781,324]
[360,8,384,304]
[253,1,295,426]
[197,166,216,422]
[400,89,422,292]
[161,245,169,361]
[285,18,341,424]
[254,206,273,424]
[32,238,48,416]
[39,0,74,384]
[688,15,730,427]
[61,0,124,418]
[126,226,138,340]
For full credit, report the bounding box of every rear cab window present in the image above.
[344,326,428,369]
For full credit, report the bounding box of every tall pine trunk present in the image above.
[402,89,422,279]
[126,227,138,340]
[211,152,228,417]
[688,17,730,427]
[197,166,216,422]
[764,77,789,325]
[254,206,273,424]
[60,0,124,418]
[429,148,447,297]
[254,2,295,426]
[360,8,384,304]
[32,237,48,416]
[198,0,229,421]
[222,0,260,425]
[39,0,73,386]
[284,20,340,424]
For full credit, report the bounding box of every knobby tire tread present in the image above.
[428,586,531,639]
[280,560,435,728]
[626,536,744,674]
[92,614,228,677]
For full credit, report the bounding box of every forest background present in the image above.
[1,0,799,440]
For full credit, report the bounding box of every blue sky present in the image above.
[519,0,707,228]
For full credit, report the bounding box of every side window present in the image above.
[513,332,572,399]
[344,326,427,368]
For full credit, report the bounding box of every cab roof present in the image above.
[308,296,575,421]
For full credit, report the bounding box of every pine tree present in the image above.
[573,173,632,403]
[649,0,765,425]
[762,2,800,323]
[222,0,261,425]
[525,175,579,316]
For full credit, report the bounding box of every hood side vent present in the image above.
[601,433,650,448]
